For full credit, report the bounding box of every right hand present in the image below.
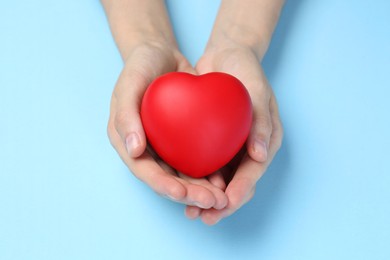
[107,40,228,210]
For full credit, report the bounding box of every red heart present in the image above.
[141,72,252,178]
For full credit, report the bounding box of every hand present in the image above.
[107,40,228,210]
[185,41,283,225]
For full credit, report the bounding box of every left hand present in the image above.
[107,40,228,211]
[185,41,283,225]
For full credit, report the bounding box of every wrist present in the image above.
[125,30,177,50]
[207,0,285,61]
[206,24,268,61]
[102,0,177,61]
[118,33,178,62]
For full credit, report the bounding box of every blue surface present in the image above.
[1,0,389,259]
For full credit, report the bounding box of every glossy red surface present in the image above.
[141,72,252,178]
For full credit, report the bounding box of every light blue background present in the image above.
[1,0,389,259]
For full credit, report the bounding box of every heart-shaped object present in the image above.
[141,72,252,178]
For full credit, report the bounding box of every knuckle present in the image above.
[167,186,186,201]
[253,114,272,139]
[228,195,241,210]
[227,180,254,209]
[255,114,272,129]
[114,110,131,132]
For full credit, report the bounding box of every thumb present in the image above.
[112,70,149,158]
[247,97,272,163]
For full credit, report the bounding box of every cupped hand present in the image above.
[107,40,228,210]
[185,42,283,224]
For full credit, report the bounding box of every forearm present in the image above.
[208,0,285,60]
[101,0,177,60]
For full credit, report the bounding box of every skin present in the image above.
[102,0,284,225]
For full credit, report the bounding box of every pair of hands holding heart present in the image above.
[107,40,283,225]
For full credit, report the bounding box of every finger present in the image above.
[154,156,178,176]
[199,208,223,225]
[200,102,283,226]
[225,157,261,209]
[200,187,256,225]
[176,173,217,209]
[177,173,228,210]
[112,47,186,158]
[130,152,187,200]
[205,94,283,221]
[185,206,202,220]
[207,170,227,191]
[246,88,273,163]
[108,120,186,200]
[200,154,264,225]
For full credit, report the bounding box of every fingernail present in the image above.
[164,194,179,202]
[126,132,140,156]
[194,202,205,208]
[189,201,205,208]
[253,139,268,161]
